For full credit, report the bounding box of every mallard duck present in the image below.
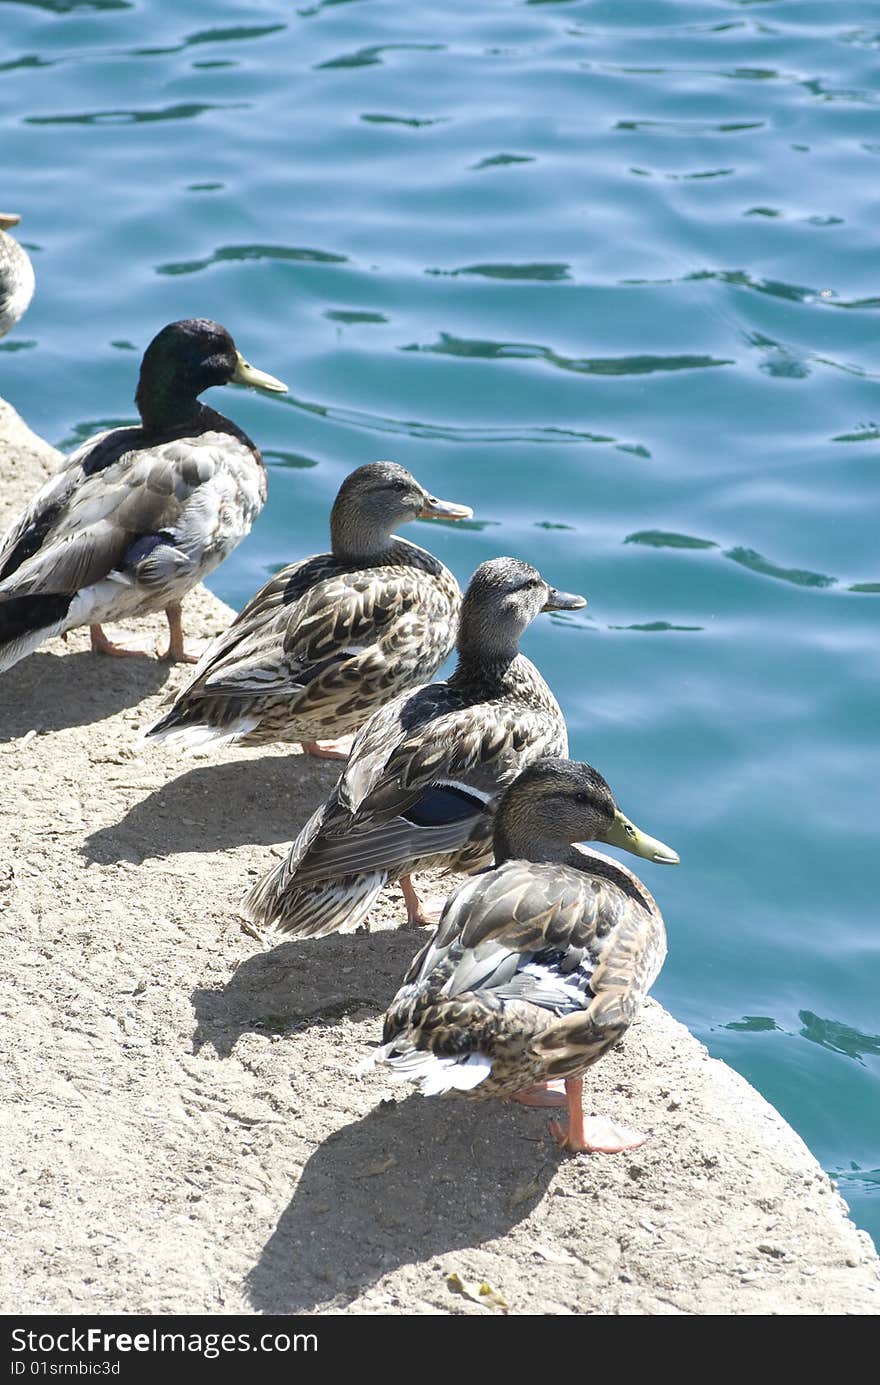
[143,461,472,760]
[366,756,679,1154]
[241,555,586,934]
[0,318,286,672]
[0,213,35,340]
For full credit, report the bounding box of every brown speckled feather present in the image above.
[241,652,568,936]
[148,537,460,746]
[378,846,667,1097]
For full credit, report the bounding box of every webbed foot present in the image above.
[302,737,354,761]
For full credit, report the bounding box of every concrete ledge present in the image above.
[1,396,877,1314]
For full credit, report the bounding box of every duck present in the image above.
[0,213,35,340]
[0,318,286,673]
[240,555,586,934]
[365,756,679,1154]
[143,460,472,760]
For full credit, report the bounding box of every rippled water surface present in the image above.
[2,0,879,1244]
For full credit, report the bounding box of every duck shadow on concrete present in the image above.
[0,649,171,740]
[246,1093,557,1313]
[191,929,420,1057]
[81,753,337,863]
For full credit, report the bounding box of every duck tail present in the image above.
[0,592,74,673]
[363,1041,492,1095]
[142,705,260,752]
[240,862,387,939]
[240,790,394,938]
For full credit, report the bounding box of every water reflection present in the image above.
[723,1016,781,1033]
[799,1012,880,1064]
[471,153,535,170]
[156,244,348,277]
[725,547,836,590]
[622,268,880,312]
[832,426,880,443]
[132,24,285,59]
[324,309,388,324]
[628,531,877,597]
[746,332,811,380]
[297,0,367,16]
[834,1165,880,1188]
[57,418,136,451]
[614,118,765,133]
[26,102,247,126]
[0,55,53,75]
[609,621,703,633]
[279,391,623,447]
[404,331,733,377]
[625,531,718,550]
[316,43,444,71]
[12,0,130,11]
[427,262,571,282]
[360,113,446,128]
[264,450,319,471]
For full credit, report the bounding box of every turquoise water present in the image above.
[2,0,878,1245]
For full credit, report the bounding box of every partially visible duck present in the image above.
[0,213,35,340]
[367,757,679,1154]
[144,460,472,760]
[0,318,286,672]
[241,556,585,934]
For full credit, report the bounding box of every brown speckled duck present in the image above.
[144,461,472,759]
[366,757,679,1154]
[240,556,585,934]
[0,318,286,672]
[0,212,35,340]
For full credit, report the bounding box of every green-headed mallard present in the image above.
[366,756,679,1153]
[0,213,35,340]
[143,460,472,759]
[241,556,586,933]
[0,318,286,672]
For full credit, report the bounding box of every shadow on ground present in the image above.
[82,754,336,862]
[0,649,170,739]
[191,930,419,1056]
[246,1093,558,1313]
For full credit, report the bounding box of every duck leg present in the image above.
[157,602,198,663]
[507,1080,568,1108]
[302,736,354,761]
[549,1077,648,1154]
[399,874,445,930]
[90,624,148,659]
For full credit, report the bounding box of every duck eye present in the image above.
[575,792,591,805]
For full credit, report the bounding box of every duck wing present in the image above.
[284,689,565,889]
[409,855,663,1028]
[196,566,432,698]
[0,432,256,601]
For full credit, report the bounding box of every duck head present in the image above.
[135,318,287,431]
[330,461,472,560]
[457,556,585,662]
[494,756,679,866]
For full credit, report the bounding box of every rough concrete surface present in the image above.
[1,397,877,1315]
